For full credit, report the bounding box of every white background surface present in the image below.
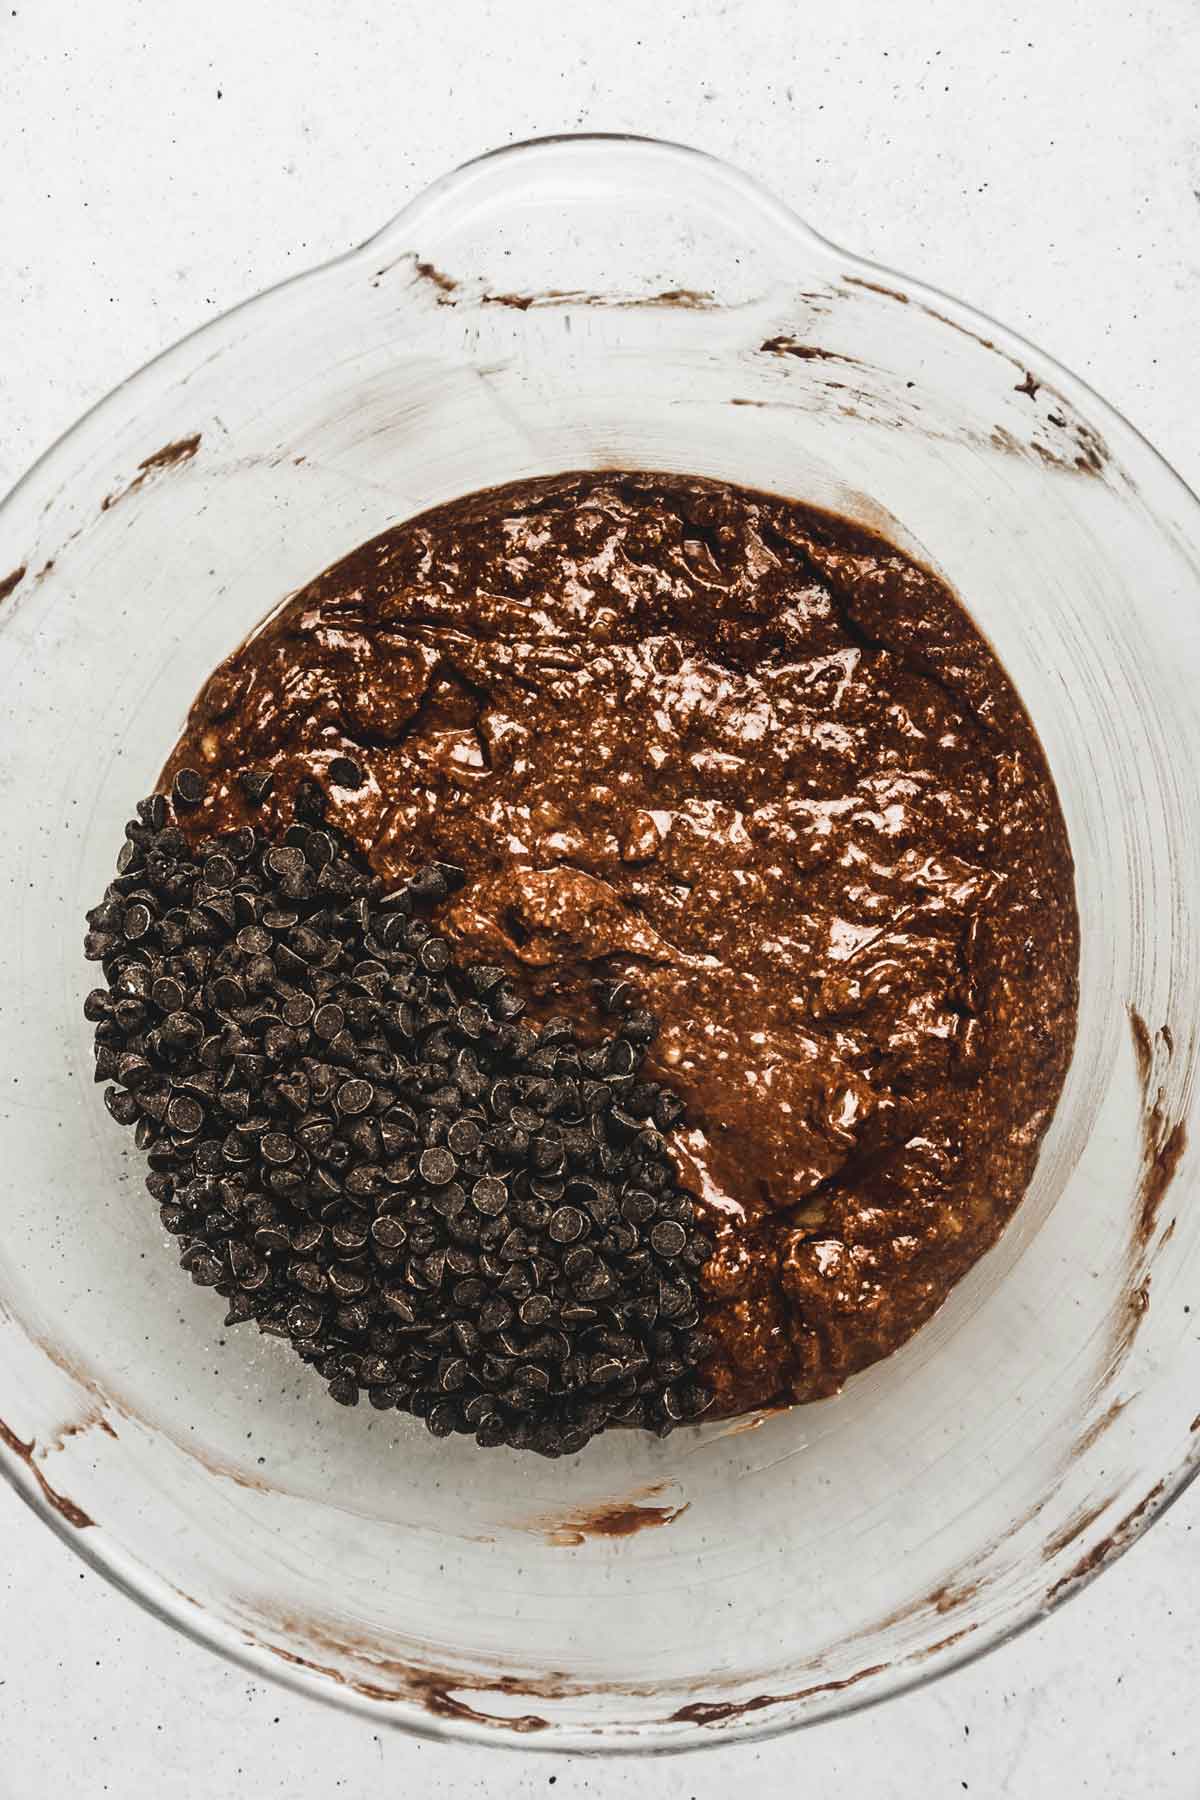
[2,2,1199,1793]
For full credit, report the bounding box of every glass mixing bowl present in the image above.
[0,135,1197,1753]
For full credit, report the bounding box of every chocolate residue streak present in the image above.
[1106,1276,1152,1379]
[1099,1006,1189,1380]
[925,307,997,356]
[27,1335,124,1421]
[929,1577,980,1615]
[188,1447,275,1494]
[995,1491,1053,1548]
[1138,1122,1187,1246]
[0,565,26,605]
[989,426,1024,460]
[255,1623,551,1731]
[1072,1396,1129,1459]
[1191,1413,1200,1433]
[0,1417,94,1529]
[669,1662,888,1727]
[846,276,1114,477]
[995,423,1111,483]
[1071,424,1109,476]
[1128,1008,1187,1249]
[371,255,459,298]
[914,1626,976,1661]
[100,434,202,512]
[482,291,536,311]
[254,1606,900,1734]
[1041,1494,1117,1562]
[481,287,717,312]
[1045,1480,1166,1603]
[643,287,716,309]
[537,1497,690,1547]
[138,434,202,475]
[414,259,458,295]
[759,335,854,364]
[1030,419,1109,479]
[846,1571,985,1648]
[43,1409,120,1454]
[1042,414,1111,478]
[24,1331,273,1500]
[843,275,910,305]
[1129,1007,1153,1090]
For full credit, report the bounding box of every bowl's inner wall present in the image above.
[0,142,1196,1742]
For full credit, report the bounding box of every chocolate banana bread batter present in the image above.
[164,472,1078,1418]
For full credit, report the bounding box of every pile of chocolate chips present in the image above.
[83,775,715,1456]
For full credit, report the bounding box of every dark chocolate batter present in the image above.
[165,472,1078,1417]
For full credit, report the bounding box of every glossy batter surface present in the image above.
[165,472,1078,1415]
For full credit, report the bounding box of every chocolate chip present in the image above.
[472,1176,508,1216]
[166,1094,204,1134]
[548,1205,586,1245]
[199,890,237,930]
[150,976,186,1014]
[85,790,710,1460]
[431,1183,466,1221]
[371,1217,408,1253]
[653,1091,686,1130]
[266,845,306,880]
[426,1400,459,1437]
[446,1118,480,1157]
[235,925,272,956]
[336,1078,373,1116]
[172,768,206,808]
[328,756,364,790]
[122,902,152,941]
[492,983,526,1022]
[204,854,236,890]
[186,1251,224,1286]
[418,1146,456,1186]
[650,1220,687,1257]
[313,1003,344,1040]
[328,1265,368,1300]
[239,768,274,806]
[620,1189,655,1226]
[419,938,450,974]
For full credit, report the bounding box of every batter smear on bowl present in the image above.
[163,471,1079,1420]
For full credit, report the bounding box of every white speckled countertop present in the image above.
[2,2,1199,1792]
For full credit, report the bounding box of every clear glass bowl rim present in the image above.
[2,130,1199,1754]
